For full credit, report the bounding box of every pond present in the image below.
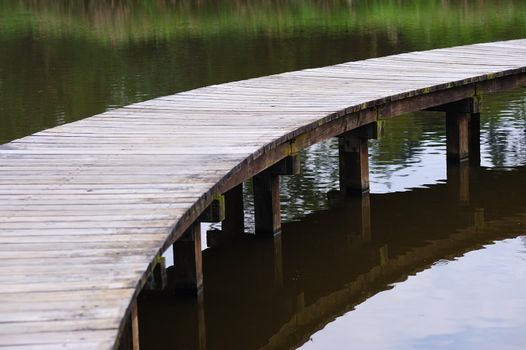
[1,1,525,349]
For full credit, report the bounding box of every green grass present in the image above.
[1,0,525,45]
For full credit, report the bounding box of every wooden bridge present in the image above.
[1,39,526,349]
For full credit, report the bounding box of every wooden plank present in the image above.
[0,256,149,267]
[0,319,121,336]
[0,330,118,347]
[0,248,156,260]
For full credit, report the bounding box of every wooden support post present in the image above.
[205,186,244,247]
[117,300,140,350]
[173,223,203,296]
[432,97,480,163]
[253,155,299,237]
[131,301,140,350]
[446,111,470,162]
[253,170,281,237]
[222,184,245,235]
[339,131,370,195]
[152,257,167,291]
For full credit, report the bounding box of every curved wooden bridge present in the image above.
[1,39,526,349]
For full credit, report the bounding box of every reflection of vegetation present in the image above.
[371,114,433,165]
[281,141,340,219]
[1,0,526,44]
[480,89,526,168]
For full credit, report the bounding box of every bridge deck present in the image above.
[1,39,526,349]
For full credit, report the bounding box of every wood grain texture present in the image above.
[1,39,526,349]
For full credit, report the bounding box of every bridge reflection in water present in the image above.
[138,164,526,349]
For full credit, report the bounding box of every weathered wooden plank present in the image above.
[0,234,167,243]
[0,219,176,229]
[0,330,119,347]
[0,342,114,350]
[0,318,120,336]
[0,256,148,266]
[0,248,156,260]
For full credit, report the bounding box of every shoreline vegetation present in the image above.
[1,0,526,45]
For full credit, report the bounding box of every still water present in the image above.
[1,0,526,349]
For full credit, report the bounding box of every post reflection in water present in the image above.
[138,162,526,349]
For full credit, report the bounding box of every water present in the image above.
[140,164,526,349]
[1,0,526,349]
[301,238,526,350]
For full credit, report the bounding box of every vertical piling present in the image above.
[253,155,300,237]
[131,301,140,350]
[253,170,281,237]
[222,184,245,235]
[339,135,369,195]
[446,111,470,162]
[338,122,382,195]
[173,222,203,296]
[440,97,480,163]
[117,300,140,350]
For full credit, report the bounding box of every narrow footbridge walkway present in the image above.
[1,40,526,349]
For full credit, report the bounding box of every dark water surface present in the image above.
[1,0,526,349]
